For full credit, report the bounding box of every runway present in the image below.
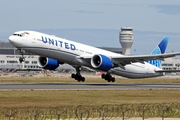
[0,83,180,90]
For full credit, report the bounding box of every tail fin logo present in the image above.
[146,37,169,68]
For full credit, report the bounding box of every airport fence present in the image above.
[0,103,180,120]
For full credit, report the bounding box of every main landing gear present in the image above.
[101,73,115,82]
[71,67,85,82]
[71,67,115,83]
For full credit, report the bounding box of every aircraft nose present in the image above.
[8,35,14,43]
[8,35,20,47]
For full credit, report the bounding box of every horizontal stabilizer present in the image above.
[155,69,180,72]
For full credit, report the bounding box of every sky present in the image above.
[0,0,180,54]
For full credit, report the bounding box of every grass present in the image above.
[0,76,180,83]
[0,76,180,108]
[0,89,180,107]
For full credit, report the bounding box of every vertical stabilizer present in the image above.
[146,37,169,67]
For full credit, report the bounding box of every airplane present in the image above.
[8,30,180,82]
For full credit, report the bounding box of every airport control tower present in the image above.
[119,27,134,55]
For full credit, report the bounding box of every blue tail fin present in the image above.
[146,37,169,67]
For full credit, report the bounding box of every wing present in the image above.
[111,52,180,65]
[78,52,180,66]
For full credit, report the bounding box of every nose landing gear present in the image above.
[19,56,25,63]
[17,49,25,63]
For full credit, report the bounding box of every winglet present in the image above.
[146,37,169,67]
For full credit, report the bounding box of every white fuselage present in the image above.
[9,31,163,78]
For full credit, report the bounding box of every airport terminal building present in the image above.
[0,27,180,73]
[0,41,40,71]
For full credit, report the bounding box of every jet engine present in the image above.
[38,57,60,70]
[91,54,113,71]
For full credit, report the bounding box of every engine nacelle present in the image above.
[38,57,59,70]
[91,54,113,71]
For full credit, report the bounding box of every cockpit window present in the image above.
[12,33,26,37]
[13,34,23,37]
[12,32,29,37]
[13,32,29,37]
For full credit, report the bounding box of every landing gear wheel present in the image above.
[111,77,115,82]
[102,73,115,82]
[71,73,76,78]
[19,57,25,63]
[101,74,105,79]
[71,73,85,82]
[81,77,85,82]
[105,74,110,81]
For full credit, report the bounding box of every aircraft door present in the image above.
[145,63,151,73]
[21,33,33,43]
[20,33,27,43]
[31,35,36,44]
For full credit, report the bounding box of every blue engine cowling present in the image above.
[91,54,113,71]
[38,57,59,70]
